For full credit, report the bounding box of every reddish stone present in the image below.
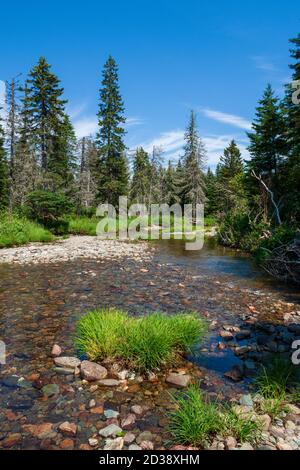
[59,439,74,450]
[2,433,22,448]
[90,405,104,415]
[58,422,77,437]
[23,423,53,438]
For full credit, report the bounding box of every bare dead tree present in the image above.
[251,170,282,225]
[6,75,22,207]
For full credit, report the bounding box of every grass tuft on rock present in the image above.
[75,308,207,372]
[168,387,261,447]
[255,357,300,418]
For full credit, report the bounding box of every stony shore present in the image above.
[0,236,152,265]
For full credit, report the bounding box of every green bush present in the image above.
[0,213,54,248]
[255,225,297,264]
[75,309,207,372]
[26,190,73,234]
[218,212,268,252]
[168,387,260,447]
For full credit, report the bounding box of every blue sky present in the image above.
[0,0,299,168]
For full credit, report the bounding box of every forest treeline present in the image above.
[0,33,299,281]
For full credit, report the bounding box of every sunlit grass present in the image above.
[0,213,54,248]
[75,308,207,372]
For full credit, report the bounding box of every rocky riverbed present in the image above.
[0,236,152,265]
[0,238,299,450]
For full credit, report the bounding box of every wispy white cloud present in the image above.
[200,108,252,131]
[132,129,249,168]
[73,114,143,138]
[73,117,98,138]
[126,116,144,127]
[68,102,87,120]
[251,55,277,72]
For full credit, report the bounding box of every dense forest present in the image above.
[0,33,299,282]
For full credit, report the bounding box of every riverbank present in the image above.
[0,239,299,450]
[0,236,152,265]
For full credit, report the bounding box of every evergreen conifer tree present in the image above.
[96,56,128,205]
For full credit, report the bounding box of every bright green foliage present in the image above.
[181,111,206,206]
[0,118,9,211]
[0,213,54,248]
[97,56,128,205]
[68,216,98,235]
[168,387,260,447]
[130,147,151,203]
[75,309,207,372]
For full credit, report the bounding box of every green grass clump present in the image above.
[0,213,54,248]
[75,309,207,372]
[68,217,98,236]
[255,358,300,418]
[168,387,260,447]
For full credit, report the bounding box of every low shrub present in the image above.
[168,387,260,447]
[75,309,207,372]
[0,213,54,248]
[26,190,73,234]
[218,212,268,252]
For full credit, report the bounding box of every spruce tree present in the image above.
[284,33,300,222]
[97,56,128,205]
[0,115,9,210]
[181,111,206,207]
[49,114,77,192]
[130,147,151,204]
[161,161,180,205]
[218,140,243,181]
[205,167,219,215]
[247,84,286,180]
[25,57,67,181]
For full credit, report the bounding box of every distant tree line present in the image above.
[0,33,299,242]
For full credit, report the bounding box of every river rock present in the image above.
[99,424,122,438]
[236,330,251,340]
[166,373,191,387]
[239,394,253,408]
[80,361,108,381]
[124,432,136,444]
[98,379,120,386]
[54,356,80,370]
[131,405,143,415]
[58,421,77,437]
[104,409,119,419]
[51,344,62,357]
[225,436,237,450]
[277,442,293,451]
[121,414,136,429]
[129,444,142,450]
[23,423,54,439]
[88,438,99,447]
[104,437,124,450]
[140,440,154,450]
[42,384,59,397]
[220,330,234,340]
[224,365,243,382]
